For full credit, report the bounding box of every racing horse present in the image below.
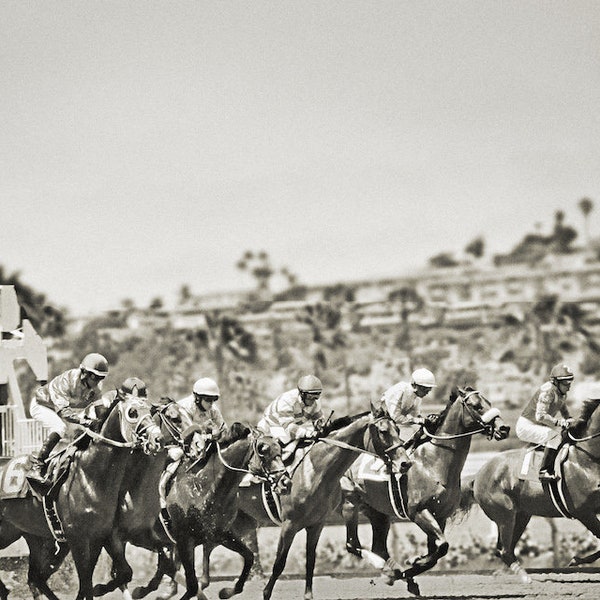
[459,397,600,582]
[163,422,292,600]
[204,401,411,600]
[91,398,194,600]
[0,391,162,600]
[342,387,510,595]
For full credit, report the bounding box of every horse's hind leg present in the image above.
[217,534,254,599]
[27,538,69,600]
[341,494,362,557]
[93,534,133,597]
[200,543,214,590]
[569,512,600,566]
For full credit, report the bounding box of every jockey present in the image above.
[516,363,575,481]
[257,374,325,446]
[27,352,108,484]
[176,377,226,458]
[380,368,438,451]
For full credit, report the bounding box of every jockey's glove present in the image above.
[413,417,425,425]
[297,426,318,439]
[167,446,184,461]
[558,418,575,429]
[80,417,99,431]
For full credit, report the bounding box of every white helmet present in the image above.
[411,368,436,388]
[193,377,220,398]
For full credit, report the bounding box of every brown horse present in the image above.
[207,401,411,600]
[164,422,292,600]
[459,397,600,583]
[0,392,162,600]
[342,387,510,595]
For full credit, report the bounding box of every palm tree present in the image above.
[236,250,274,294]
[578,197,594,247]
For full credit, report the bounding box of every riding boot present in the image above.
[538,446,559,481]
[28,432,61,483]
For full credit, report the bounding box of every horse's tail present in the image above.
[452,476,478,523]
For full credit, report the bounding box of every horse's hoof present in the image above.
[406,578,421,596]
[200,579,209,590]
[219,587,236,600]
[345,542,362,558]
[131,587,146,600]
[92,584,108,597]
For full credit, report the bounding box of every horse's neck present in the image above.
[312,416,370,480]
[426,409,473,479]
[209,438,252,485]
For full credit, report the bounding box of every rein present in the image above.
[81,427,136,448]
[213,439,283,484]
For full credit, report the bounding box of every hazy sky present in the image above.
[2,1,600,315]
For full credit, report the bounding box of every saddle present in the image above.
[27,442,79,498]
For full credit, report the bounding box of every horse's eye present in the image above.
[127,408,139,420]
[257,442,269,457]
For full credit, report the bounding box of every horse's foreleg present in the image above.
[26,538,69,600]
[132,547,178,599]
[570,513,600,567]
[176,537,199,600]
[71,538,104,600]
[304,523,324,600]
[263,523,298,600]
[94,534,133,597]
[200,543,214,590]
[363,505,390,561]
[217,534,254,599]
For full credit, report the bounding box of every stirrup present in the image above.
[539,470,558,481]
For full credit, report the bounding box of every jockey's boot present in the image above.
[27,432,61,485]
[538,446,559,481]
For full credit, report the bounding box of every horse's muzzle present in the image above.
[494,424,510,440]
[274,471,292,495]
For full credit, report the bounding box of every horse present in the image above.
[458,397,600,583]
[0,391,163,600]
[91,397,194,600]
[163,422,292,600]
[342,387,510,596]
[203,401,411,600]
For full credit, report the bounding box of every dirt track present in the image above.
[118,570,600,600]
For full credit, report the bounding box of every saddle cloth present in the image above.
[0,456,31,499]
[518,445,570,483]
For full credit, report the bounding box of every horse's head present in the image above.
[248,428,292,495]
[367,400,412,474]
[449,387,510,440]
[108,391,164,453]
[151,397,191,447]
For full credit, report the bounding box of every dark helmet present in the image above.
[297,374,322,394]
[550,364,574,381]
[120,377,147,397]
[80,353,109,377]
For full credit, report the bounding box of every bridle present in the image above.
[315,414,405,474]
[425,391,500,441]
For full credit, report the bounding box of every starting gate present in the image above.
[0,286,48,457]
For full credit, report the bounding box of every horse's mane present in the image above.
[218,422,252,447]
[571,398,600,437]
[321,411,369,436]
[434,386,466,426]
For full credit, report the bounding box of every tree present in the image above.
[578,197,594,246]
[236,250,274,295]
[177,284,192,306]
[464,237,485,259]
[388,286,424,371]
[0,265,66,337]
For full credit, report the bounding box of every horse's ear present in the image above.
[370,398,386,418]
[449,387,460,402]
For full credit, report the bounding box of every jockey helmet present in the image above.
[550,364,574,381]
[120,377,147,397]
[411,368,436,388]
[80,353,109,377]
[297,374,322,394]
[193,377,220,399]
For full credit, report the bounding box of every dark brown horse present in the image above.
[207,401,411,600]
[164,423,291,600]
[92,398,194,600]
[459,397,600,583]
[342,387,510,595]
[0,392,162,600]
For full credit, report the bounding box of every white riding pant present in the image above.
[29,398,66,437]
[515,416,562,449]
